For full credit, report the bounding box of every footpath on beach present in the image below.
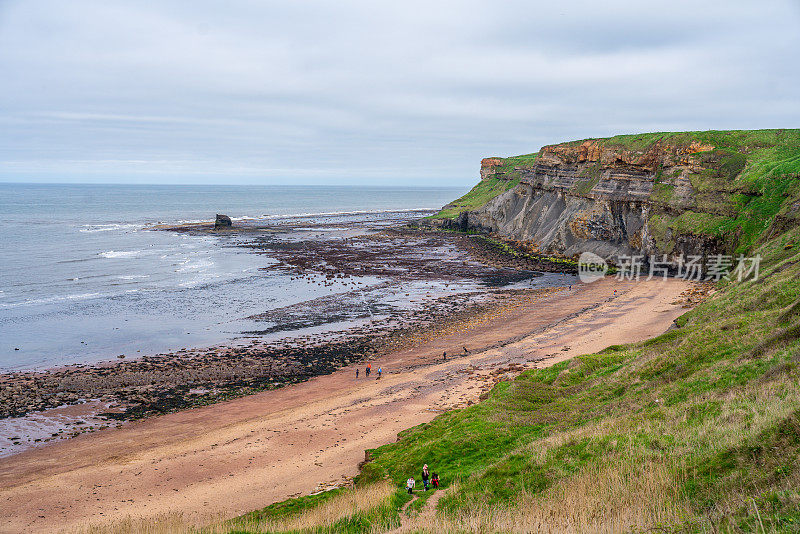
[0,277,693,533]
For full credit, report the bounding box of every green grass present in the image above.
[495,153,539,177]
[428,176,521,219]
[651,182,677,204]
[219,130,800,533]
[405,488,437,515]
[573,174,602,196]
[223,482,409,534]
[234,489,349,524]
[208,235,800,533]
[341,226,800,532]
[591,130,800,254]
[428,153,538,219]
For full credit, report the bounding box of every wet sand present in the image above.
[0,225,563,427]
[0,277,693,533]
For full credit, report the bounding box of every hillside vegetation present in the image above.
[429,176,523,220]
[619,129,800,253]
[213,226,800,534]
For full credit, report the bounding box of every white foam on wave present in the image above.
[98,250,142,259]
[143,208,435,229]
[236,208,435,221]
[175,258,214,273]
[79,223,140,233]
[116,275,150,280]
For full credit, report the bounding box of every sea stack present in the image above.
[214,214,232,229]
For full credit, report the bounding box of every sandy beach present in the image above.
[0,277,692,533]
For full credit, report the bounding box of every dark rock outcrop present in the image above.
[215,214,232,229]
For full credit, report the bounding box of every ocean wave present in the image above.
[79,223,140,233]
[177,274,221,288]
[240,208,435,221]
[115,275,150,280]
[0,292,102,309]
[143,208,435,228]
[175,258,214,273]
[98,250,142,259]
[57,257,95,264]
[67,274,112,281]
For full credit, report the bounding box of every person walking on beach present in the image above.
[366,364,371,378]
[421,464,430,491]
[355,368,359,379]
[406,477,415,494]
[377,367,382,379]
[442,351,447,362]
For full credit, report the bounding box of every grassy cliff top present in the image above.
[427,176,523,220]
[570,128,800,154]
[430,129,800,254]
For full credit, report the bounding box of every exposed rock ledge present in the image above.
[428,136,765,262]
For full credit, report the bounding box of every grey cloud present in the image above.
[0,0,798,185]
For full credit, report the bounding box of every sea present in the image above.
[0,183,468,371]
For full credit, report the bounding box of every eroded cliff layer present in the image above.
[433,130,800,261]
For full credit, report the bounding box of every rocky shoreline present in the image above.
[0,221,576,454]
[0,288,537,421]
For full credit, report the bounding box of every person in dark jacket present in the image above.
[421,464,430,490]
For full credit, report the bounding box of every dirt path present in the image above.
[389,485,451,533]
[418,488,447,521]
[0,278,690,533]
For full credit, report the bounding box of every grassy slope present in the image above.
[427,176,522,220]
[356,231,800,534]
[229,227,800,534]
[427,153,537,220]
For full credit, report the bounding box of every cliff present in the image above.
[431,129,800,262]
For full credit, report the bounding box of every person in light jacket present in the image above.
[406,477,415,494]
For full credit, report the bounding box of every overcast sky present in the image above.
[1,1,798,186]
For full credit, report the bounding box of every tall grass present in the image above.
[354,226,800,533]
[65,482,399,534]
[229,481,396,533]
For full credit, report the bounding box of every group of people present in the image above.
[357,345,471,381]
[406,464,439,494]
[355,363,381,379]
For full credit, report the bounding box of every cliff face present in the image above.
[440,130,800,262]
